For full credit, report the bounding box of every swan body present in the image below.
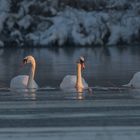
[10,56,38,92]
[124,72,140,88]
[60,75,88,89]
[60,57,88,92]
[10,75,38,89]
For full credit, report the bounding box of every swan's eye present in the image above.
[80,59,84,64]
[23,58,27,64]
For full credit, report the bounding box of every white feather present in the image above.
[10,56,38,92]
[60,75,88,90]
[10,75,38,90]
[124,72,140,88]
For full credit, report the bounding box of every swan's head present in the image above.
[79,56,85,70]
[23,55,35,65]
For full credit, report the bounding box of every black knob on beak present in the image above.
[23,58,27,64]
[80,57,85,69]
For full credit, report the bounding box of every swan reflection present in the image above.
[23,91,36,100]
[11,88,37,100]
[76,92,84,100]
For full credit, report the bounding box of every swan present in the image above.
[10,55,38,92]
[124,72,140,88]
[60,57,88,92]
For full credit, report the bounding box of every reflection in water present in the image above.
[23,92,36,100]
[99,47,111,61]
[0,46,140,88]
[11,88,37,100]
[76,87,93,100]
[76,92,84,100]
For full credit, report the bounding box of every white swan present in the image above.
[124,72,140,88]
[10,55,38,92]
[60,57,88,92]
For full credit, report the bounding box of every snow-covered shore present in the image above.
[0,0,140,47]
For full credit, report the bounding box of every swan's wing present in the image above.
[82,78,88,88]
[10,75,29,89]
[125,72,140,88]
[60,75,88,89]
[31,80,38,89]
[60,75,77,89]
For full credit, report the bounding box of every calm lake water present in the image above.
[1,45,140,139]
[1,45,140,88]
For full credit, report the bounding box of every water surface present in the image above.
[0,46,140,139]
[0,46,140,88]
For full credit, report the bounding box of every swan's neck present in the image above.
[76,63,83,92]
[27,61,36,89]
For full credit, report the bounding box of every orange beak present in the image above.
[81,63,85,70]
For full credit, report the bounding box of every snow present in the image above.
[19,0,36,15]
[29,6,140,46]
[10,29,23,45]
[0,0,10,12]
[39,16,70,46]
[0,0,9,46]
[108,25,123,45]
[0,0,140,47]
[26,33,40,45]
[0,0,10,32]
[0,13,7,32]
[0,40,4,47]
[18,15,33,29]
